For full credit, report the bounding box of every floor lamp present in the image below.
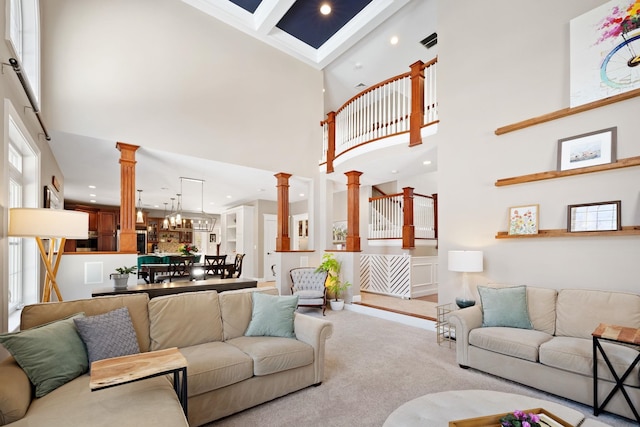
[9,208,88,302]
[448,250,483,309]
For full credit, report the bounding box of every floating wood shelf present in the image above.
[495,87,640,135]
[495,226,640,239]
[495,156,640,187]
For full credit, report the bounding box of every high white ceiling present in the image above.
[46,0,437,214]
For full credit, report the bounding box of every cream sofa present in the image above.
[0,287,333,426]
[449,286,640,421]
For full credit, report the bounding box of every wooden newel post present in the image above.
[116,142,139,253]
[275,172,292,251]
[409,60,425,147]
[402,187,415,249]
[345,171,362,252]
[324,111,336,174]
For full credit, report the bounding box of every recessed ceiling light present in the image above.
[423,160,432,165]
[88,185,96,189]
[89,193,96,197]
[299,193,305,197]
[320,3,331,15]
[226,195,232,199]
[90,200,97,203]
[390,36,399,45]
[391,170,398,174]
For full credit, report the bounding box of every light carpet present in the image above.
[207,308,635,427]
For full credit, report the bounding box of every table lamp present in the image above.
[448,250,483,309]
[9,208,88,302]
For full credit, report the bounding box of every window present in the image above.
[6,104,40,331]
[6,0,41,104]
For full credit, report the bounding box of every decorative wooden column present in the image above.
[324,111,336,173]
[345,170,362,252]
[402,187,415,249]
[275,172,292,251]
[116,142,139,252]
[409,60,425,147]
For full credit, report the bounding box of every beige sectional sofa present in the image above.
[0,287,333,426]
[449,286,640,421]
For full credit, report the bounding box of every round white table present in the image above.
[383,390,611,427]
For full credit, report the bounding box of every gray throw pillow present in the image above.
[477,285,533,329]
[0,313,88,397]
[245,292,299,338]
[74,307,140,366]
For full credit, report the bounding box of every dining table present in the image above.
[140,262,236,283]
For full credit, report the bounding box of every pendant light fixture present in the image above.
[136,189,144,223]
[176,193,182,226]
[169,197,176,227]
[162,202,169,229]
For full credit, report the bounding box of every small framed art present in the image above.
[508,204,539,235]
[557,127,617,171]
[567,201,621,232]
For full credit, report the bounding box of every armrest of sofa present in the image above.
[448,305,482,367]
[0,356,32,425]
[293,313,333,384]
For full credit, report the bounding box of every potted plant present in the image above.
[315,253,351,310]
[110,265,136,290]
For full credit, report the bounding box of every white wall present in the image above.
[40,0,324,178]
[437,0,640,304]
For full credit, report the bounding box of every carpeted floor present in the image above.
[207,309,636,427]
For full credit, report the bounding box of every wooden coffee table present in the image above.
[592,323,640,423]
[90,347,188,415]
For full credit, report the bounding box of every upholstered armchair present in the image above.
[290,267,328,315]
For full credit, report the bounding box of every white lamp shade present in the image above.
[448,250,483,273]
[9,208,89,239]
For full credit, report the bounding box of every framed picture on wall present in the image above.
[557,127,617,171]
[567,201,621,232]
[508,204,539,235]
[209,233,217,243]
[43,186,61,209]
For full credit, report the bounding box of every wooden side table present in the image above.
[592,323,640,423]
[90,347,188,415]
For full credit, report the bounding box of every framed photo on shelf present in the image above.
[567,201,621,232]
[508,204,539,235]
[557,127,617,171]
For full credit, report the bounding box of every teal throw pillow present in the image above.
[477,285,533,329]
[0,313,89,397]
[74,307,140,366]
[244,292,299,338]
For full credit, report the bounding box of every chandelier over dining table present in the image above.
[162,177,216,232]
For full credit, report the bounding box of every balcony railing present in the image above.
[321,58,438,172]
[368,188,437,248]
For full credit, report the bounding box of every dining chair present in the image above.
[204,255,227,278]
[156,255,195,282]
[224,254,245,278]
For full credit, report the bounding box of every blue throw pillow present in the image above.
[477,285,533,329]
[244,292,299,338]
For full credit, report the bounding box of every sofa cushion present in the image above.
[219,287,280,341]
[148,290,223,350]
[74,307,140,366]
[7,372,188,427]
[539,336,640,387]
[0,357,31,424]
[555,289,640,339]
[245,292,298,338]
[20,293,152,352]
[227,336,314,376]
[469,327,553,362]
[525,286,557,335]
[178,341,253,396]
[0,313,88,398]
[478,285,532,329]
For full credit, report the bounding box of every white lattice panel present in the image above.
[360,254,411,298]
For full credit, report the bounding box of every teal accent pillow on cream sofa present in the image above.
[477,285,533,329]
[0,313,88,397]
[245,292,299,338]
